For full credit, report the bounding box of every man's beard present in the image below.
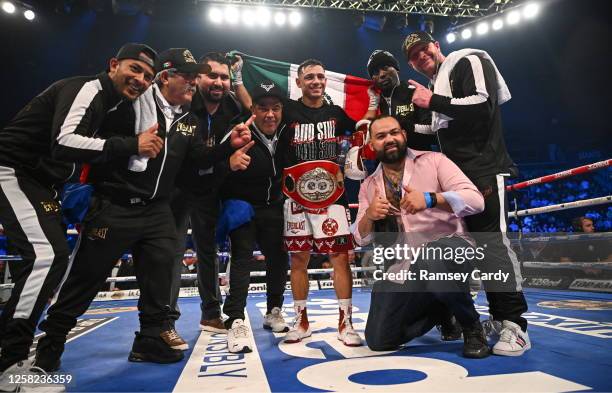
[376,139,407,164]
[203,87,226,103]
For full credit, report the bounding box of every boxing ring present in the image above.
[0,159,611,392]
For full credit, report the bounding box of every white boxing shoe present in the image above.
[284,308,312,344]
[337,307,363,347]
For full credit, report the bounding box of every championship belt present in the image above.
[282,160,344,210]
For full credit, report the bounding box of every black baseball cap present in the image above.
[158,48,211,74]
[251,80,286,104]
[402,31,436,58]
[367,50,400,78]
[115,43,158,72]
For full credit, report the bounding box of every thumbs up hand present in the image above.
[137,123,163,158]
[365,186,391,221]
[400,185,427,214]
[229,140,255,171]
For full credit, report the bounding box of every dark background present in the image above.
[1,0,610,167]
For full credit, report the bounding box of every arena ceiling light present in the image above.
[207,5,299,29]
[523,3,540,19]
[241,7,255,26]
[223,6,240,24]
[476,22,489,35]
[446,2,541,44]
[506,10,521,25]
[2,1,15,14]
[288,11,301,27]
[256,7,271,27]
[273,11,286,26]
[23,8,34,20]
[208,6,223,24]
[492,18,504,31]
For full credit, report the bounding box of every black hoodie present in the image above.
[218,122,288,207]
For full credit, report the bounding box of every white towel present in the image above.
[128,86,157,172]
[432,48,511,132]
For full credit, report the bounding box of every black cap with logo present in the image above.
[367,50,400,78]
[158,48,211,74]
[402,31,436,58]
[115,43,158,72]
[251,80,286,104]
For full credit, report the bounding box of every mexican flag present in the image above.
[231,52,371,121]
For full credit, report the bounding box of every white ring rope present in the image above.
[508,195,611,218]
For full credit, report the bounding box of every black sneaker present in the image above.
[34,336,64,372]
[128,332,184,364]
[438,316,463,341]
[462,321,490,359]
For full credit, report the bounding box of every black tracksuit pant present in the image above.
[465,174,528,331]
[39,195,177,342]
[169,188,222,322]
[0,166,71,371]
[365,236,480,351]
[222,202,288,328]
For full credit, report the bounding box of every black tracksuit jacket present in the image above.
[87,85,234,202]
[0,72,137,187]
[429,55,516,181]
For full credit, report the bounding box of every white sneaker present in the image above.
[227,319,252,354]
[284,308,312,344]
[337,308,363,347]
[263,307,289,333]
[492,320,531,356]
[0,360,65,392]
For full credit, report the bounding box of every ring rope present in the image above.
[508,195,611,218]
[506,158,611,191]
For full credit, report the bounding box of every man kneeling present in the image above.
[352,115,489,358]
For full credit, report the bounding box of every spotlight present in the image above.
[23,9,35,20]
[2,1,15,14]
[492,18,503,30]
[208,7,222,24]
[273,11,286,26]
[446,32,456,43]
[461,28,472,39]
[288,11,301,27]
[523,3,540,19]
[476,22,489,35]
[507,10,520,25]
[224,6,239,24]
[242,8,255,26]
[256,7,270,27]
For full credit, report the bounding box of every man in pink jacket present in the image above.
[353,115,489,358]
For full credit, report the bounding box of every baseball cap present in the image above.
[367,50,400,78]
[158,48,211,74]
[402,31,436,58]
[251,80,286,104]
[115,43,158,72]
